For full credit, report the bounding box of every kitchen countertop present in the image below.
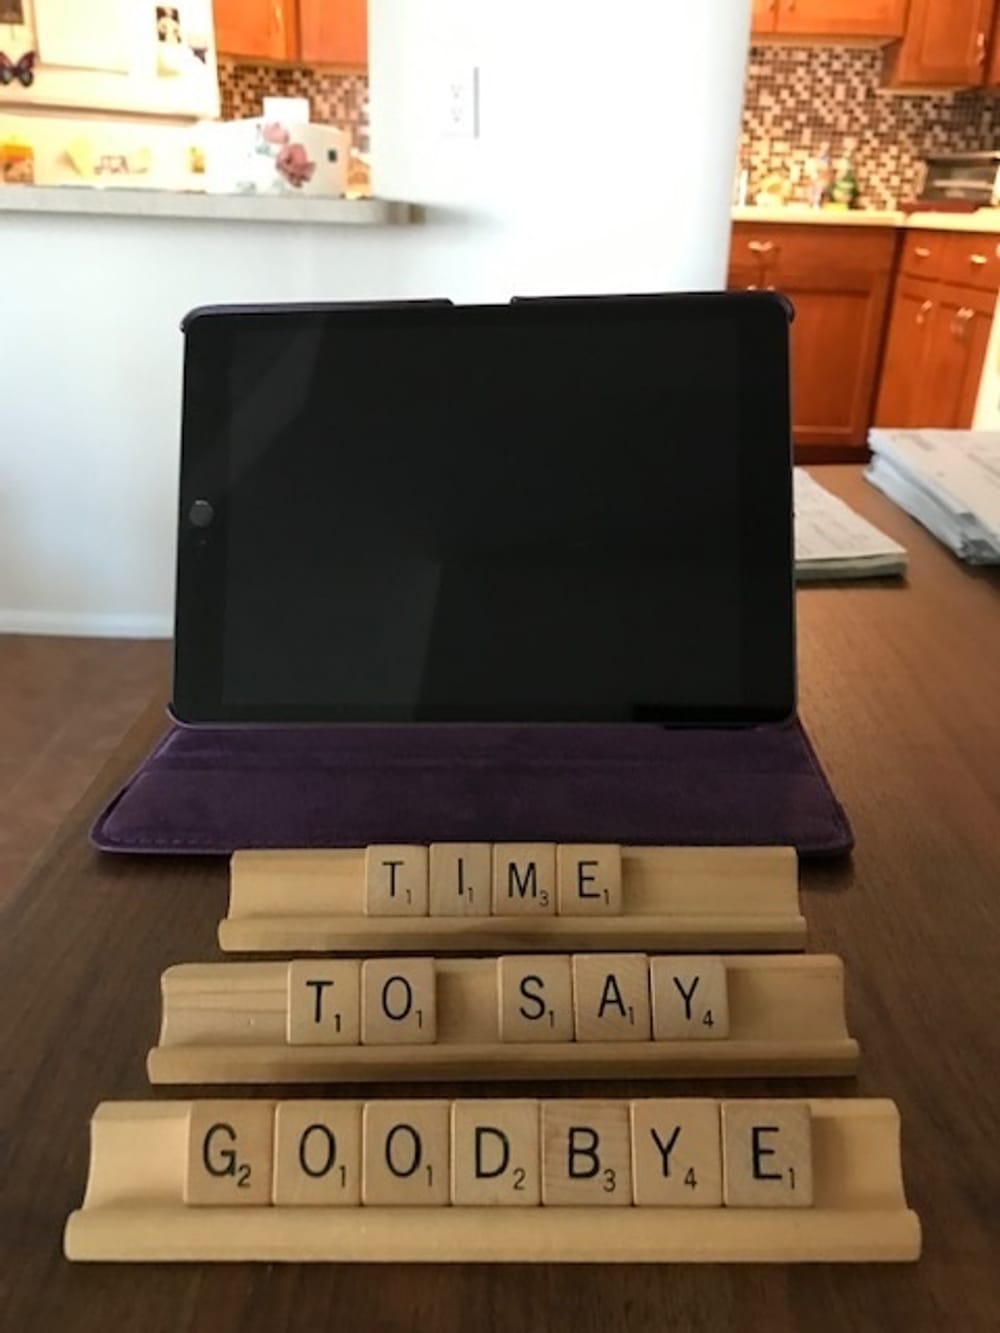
[0,184,411,225]
[732,205,1000,233]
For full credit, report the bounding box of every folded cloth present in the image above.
[91,717,853,859]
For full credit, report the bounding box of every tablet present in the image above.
[173,293,794,724]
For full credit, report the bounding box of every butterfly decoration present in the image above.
[0,49,34,87]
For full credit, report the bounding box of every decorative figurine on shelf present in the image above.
[258,122,316,189]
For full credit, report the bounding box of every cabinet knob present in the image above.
[916,299,933,326]
[977,31,987,66]
[951,308,975,339]
[969,253,988,266]
[914,246,932,259]
[747,240,774,254]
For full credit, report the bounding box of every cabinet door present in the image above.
[214,0,294,61]
[299,0,367,66]
[751,0,778,35]
[883,0,992,88]
[730,223,897,455]
[925,286,995,427]
[786,282,893,451]
[874,279,939,428]
[876,280,994,428]
[776,0,906,39]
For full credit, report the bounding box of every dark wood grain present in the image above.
[2,468,999,1332]
[0,635,170,901]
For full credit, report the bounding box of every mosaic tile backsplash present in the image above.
[218,46,1000,206]
[218,57,369,153]
[741,45,1000,209]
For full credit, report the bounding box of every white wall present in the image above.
[0,214,419,637]
[369,0,751,298]
[0,0,750,636]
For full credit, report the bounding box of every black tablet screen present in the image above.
[175,296,793,723]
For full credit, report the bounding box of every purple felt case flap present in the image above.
[90,718,853,858]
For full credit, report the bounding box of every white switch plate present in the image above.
[441,64,479,140]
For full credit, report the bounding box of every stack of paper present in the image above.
[867,429,1000,565]
[794,468,907,581]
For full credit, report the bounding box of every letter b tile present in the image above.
[541,1100,632,1205]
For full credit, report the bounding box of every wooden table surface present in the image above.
[2,468,999,1333]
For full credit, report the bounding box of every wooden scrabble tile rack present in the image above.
[220,844,805,953]
[146,953,859,1084]
[64,1097,921,1263]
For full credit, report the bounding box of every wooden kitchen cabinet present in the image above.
[872,278,939,427]
[875,272,995,430]
[774,0,906,39]
[751,0,778,35]
[729,223,899,458]
[883,0,993,88]
[299,0,366,65]
[215,0,366,65]
[752,0,905,39]
[213,0,296,61]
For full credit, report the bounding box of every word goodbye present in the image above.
[184,1097,814,1209]
[286,953,730,1046]
[365,843,623,917]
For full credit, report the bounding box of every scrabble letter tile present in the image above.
[365,844,429,916]
[498,955,574,1042]
[361,958,436,1044]
[541,1100,632,1205]
[362,1100,450,1205]
[287,960,361,1045]
[649,956,729,1040]
[492,843,556,916]
[451,1100,540,1206]
[557,844,622,915]
[185,1101,274,1206]
[721,1101,814,1208]
[273,1100,362,1205]
[428,843,492,917]
[572,953,651,1041]
[630,1099,722,1206]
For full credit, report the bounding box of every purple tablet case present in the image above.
[91,718,852,858]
